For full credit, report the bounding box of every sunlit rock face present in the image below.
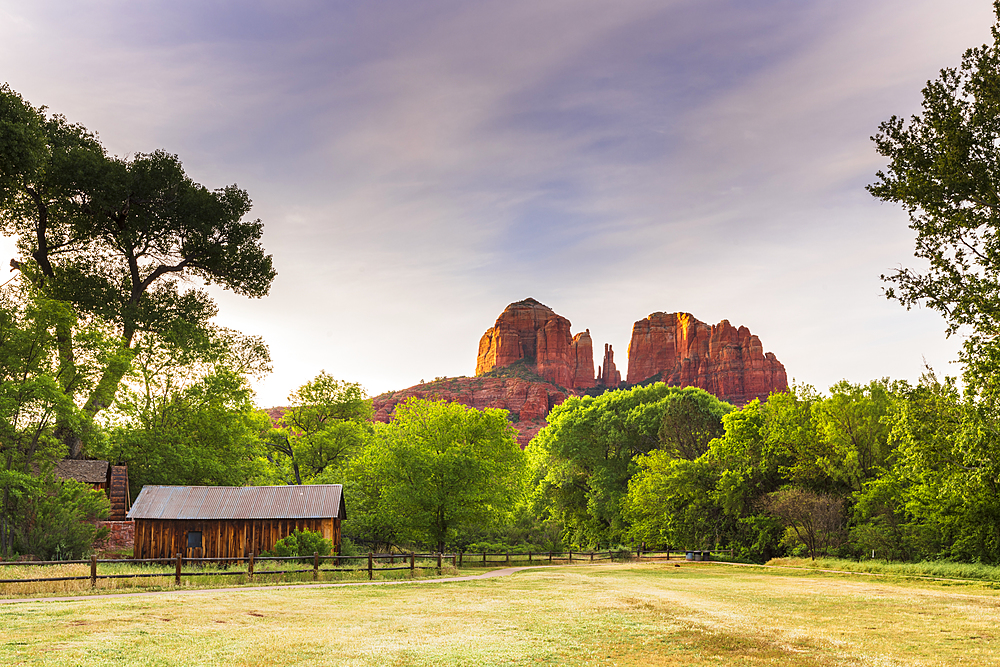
[476,298,595,390]
[626,312,787,405]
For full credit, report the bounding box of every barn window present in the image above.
[187,531,202,549]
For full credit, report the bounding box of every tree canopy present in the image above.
[0,84,275,456]
[868,2,1000,398]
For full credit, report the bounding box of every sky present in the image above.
[0,0,993,406]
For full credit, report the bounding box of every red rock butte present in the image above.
[370,299,788,447]
[626,311,788,405]
[476,297,612,390]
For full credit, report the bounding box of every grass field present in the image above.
[2,562,997,666]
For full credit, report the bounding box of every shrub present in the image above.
[15,476,110,560]
[263,529,333,562]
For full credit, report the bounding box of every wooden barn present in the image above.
[127,485,346,560]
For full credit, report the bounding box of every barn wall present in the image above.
[132,518,342,560]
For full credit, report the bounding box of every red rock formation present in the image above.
[626,312,787,405]
[371,376,568,447]
[597,343,621,388]
[476,298,594,389]
[570,330,595,389]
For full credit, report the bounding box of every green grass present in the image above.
[3,562,1000,665]
[768,556,1000,582]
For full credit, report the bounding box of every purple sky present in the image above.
[0,0,992,406]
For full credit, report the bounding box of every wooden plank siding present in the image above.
[133,517,341,560]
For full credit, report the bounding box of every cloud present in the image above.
[0,0,988,403]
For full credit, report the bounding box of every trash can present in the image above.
[685,551,694,561]
[702,551,711,562]
[693,551,702,561]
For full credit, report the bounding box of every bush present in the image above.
[339,536,360,557]
[263,529,333,562]
[15,476,110,560]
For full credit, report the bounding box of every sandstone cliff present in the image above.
[476,298,594,389]
[371,376,567,447]
[626,312,787,405]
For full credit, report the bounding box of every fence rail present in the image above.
[0,551,461,587]
[0,548,734,588]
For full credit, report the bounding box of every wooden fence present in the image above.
[0,548,733,589]
[0,552,454,588]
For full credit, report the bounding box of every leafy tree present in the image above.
[99,327,271,492]
[530,383,732,546]
[0,85,275,457]
[263,372,372,485]
[868,3,1000,396]
[106,368,269,491]
[658,387,731,460]
[339,424,407,552]
[765,488,844,560]
[811,380,895,496]
[623,451,720,550]
[0,286,97,557]
[347,399,524,553]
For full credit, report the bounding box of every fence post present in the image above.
[528,551,532,563]
[569,550,572,563]
[175,553,182,585]
[437,552,442,574]
[368,552,373,580]
[458,551,463,567]
[410,551,415,579]
[452,554,457,569]
[90,554,97,588]
[314,552,319,581]
[248,551,255,581]
[506,551,510,565]
[548,551,552,563]
[483,551,486,566]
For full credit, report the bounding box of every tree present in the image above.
[0,285,92,557]
[658,387,731,460]
[868,3,1000,396]
[263,372,372,485]
[354,399,524,553]
[529,383,732,546]
[0,85,275,457]
[765,488,844,560]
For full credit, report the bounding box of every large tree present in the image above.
[530,383,732,547]
[868,2,1000,398]
[262,372,372,485]
[344,399,524,553]
[0,85,275,456]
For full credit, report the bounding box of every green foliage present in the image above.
[868,2,1000,402]
[106,369,268,491]
[342,399,525,552]
[263,528,333,562]
[0,85,275,453]
[14,476,110,560]
[261,372,372,486]
[529,383,732,547]
[0,285,102,557]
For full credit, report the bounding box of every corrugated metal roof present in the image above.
[127,485,345,520]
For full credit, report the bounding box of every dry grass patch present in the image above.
[2,563,998,666]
